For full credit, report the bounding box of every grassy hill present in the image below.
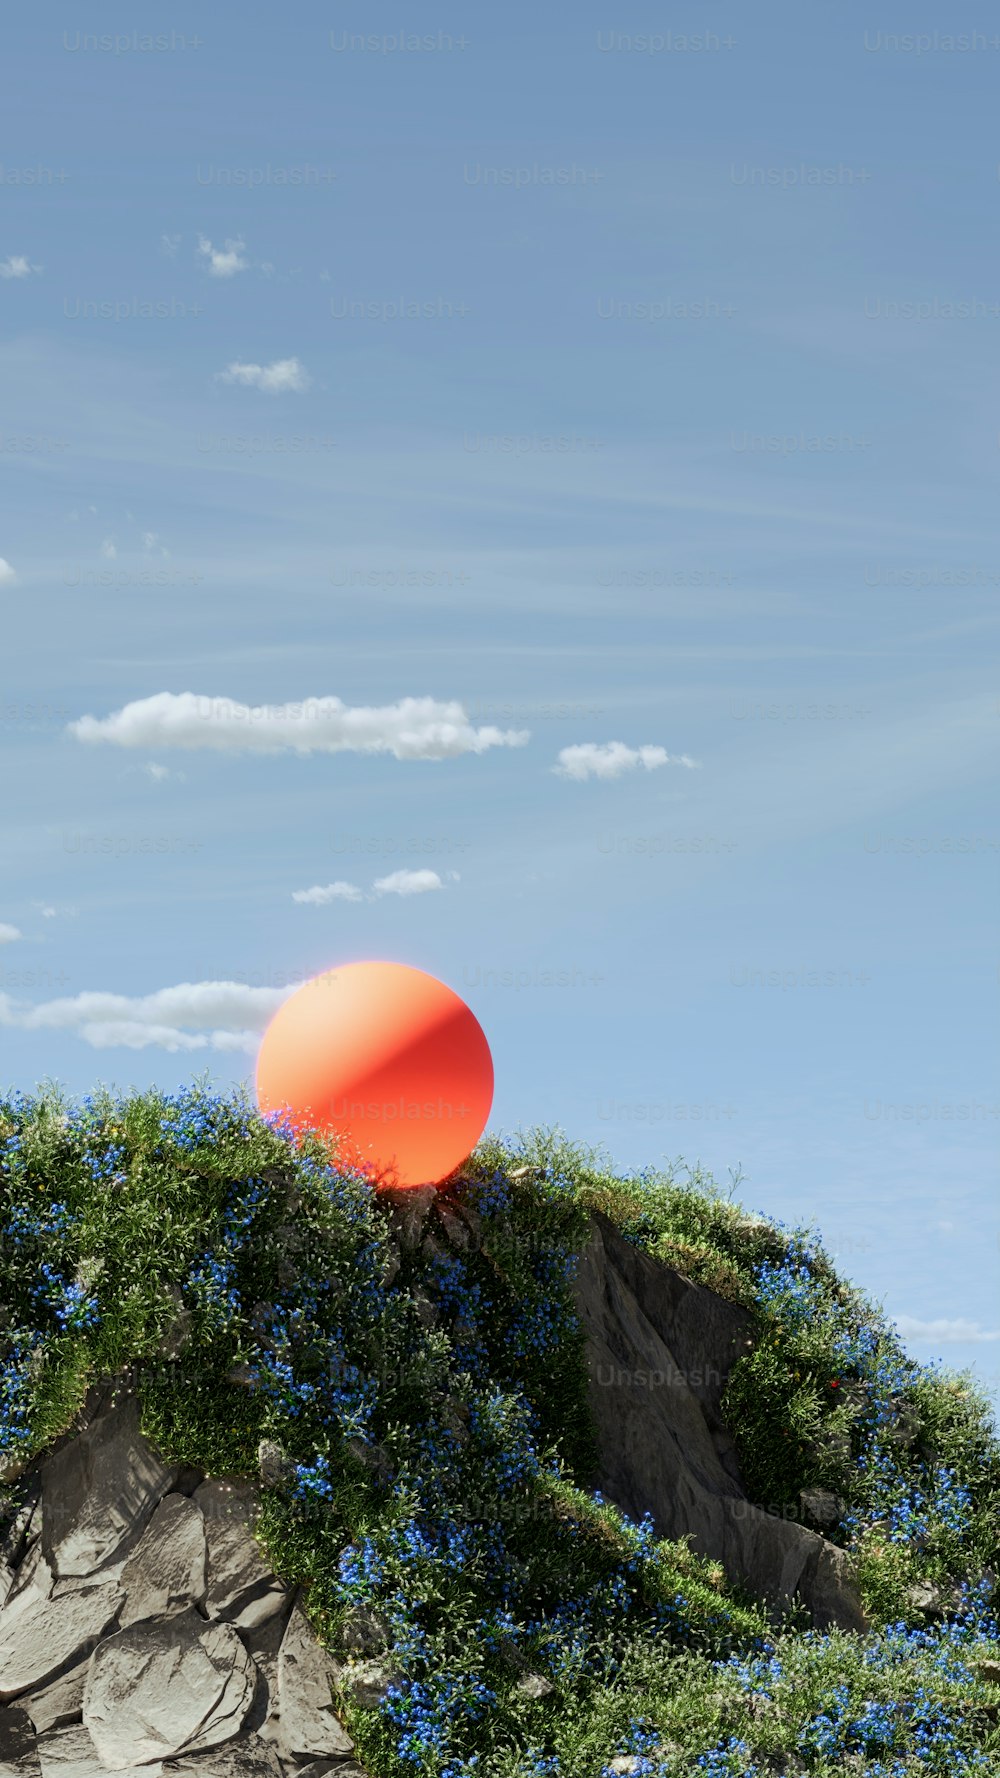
[1,1080,999,1775]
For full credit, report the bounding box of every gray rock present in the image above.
[0,1706,41,1777]
[158,1735,284,1775]
[294,1766,368,1778]
[0,1564,123,1704]
[571,1211,867,1631]
[3,1537,50,1610]
[904,1578,956,1616]
[515,1673,553,1701]
[338,1605,390,1656]
[276,1600,354,1759]
[256,1444,293,1491]
[20,1662,87,1734]
[83,1609,255,1767]
[119,1495,207,1627]
[379,1185,436,1248]
[158,1287,194,1360]
[337,1660,402,1709]
[798,1489,845,1530]
[236,1598,295,1736]
[433,1200,471,1250]
[193,1483,289,1630]
[1,1485,40,1574]
[40,1391,178,1580]
[35,1724,162,1778]
[411,1290,438,1330]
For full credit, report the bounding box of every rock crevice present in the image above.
[570,1210,866,1631]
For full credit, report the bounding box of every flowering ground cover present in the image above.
[1,1083,998,1774]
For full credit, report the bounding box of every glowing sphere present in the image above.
[255,960,493,1188]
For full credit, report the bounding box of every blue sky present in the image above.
[2,3,998,1405]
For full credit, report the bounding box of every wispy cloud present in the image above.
[553,741,699,781]
[0,981,287,1053]
[0,924,22,945]
[293,869,455,902]
[197,234,249,278]
[894,1315,1000,1345]
[69,691,531,761]
[160,234,182,258]
[99,538,117,560]
[372,868,447,896]
[0,255,41,279]
[0,558,16,585]
[216,357,310,393]
[292,881,365,905]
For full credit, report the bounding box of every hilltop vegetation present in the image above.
[1,1081,999,1775]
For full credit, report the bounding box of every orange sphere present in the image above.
[255,960,494,1188]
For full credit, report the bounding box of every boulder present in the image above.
[118,1495,207,1628]
[35,1724,161,1777]
[275,1599,354,1759]
[20,1661,88,1735]
[237,1602,295,1734]
[157,1735,284,1775]
[193,1483,289,1630]
[0,1564,123,1703]
[570,1211,866,1631]
[40,1391,178,1580]
[83,1609,256,1767]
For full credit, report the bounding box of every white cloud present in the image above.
[0,558,16,585]
[0,980,288,1054]
[160,234,182,257]
[372,869,445,897]
[141,531,167,555]
[553,742,700,781]
[68,691,530,761]
[99,538,117,560]
[216,357,311,394]
[0,924,22,944]
[893,1315,1000,1345]
[292,881,364,905]
[197,234,248,278]
[216,355,309,394]
[0,255,41,279]
[37,906,57,919]
[145,763,172,782]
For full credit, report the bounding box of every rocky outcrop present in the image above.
[0,1193,872,1769]
[570,1209,867,1631]
[0,1385,365,1775]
